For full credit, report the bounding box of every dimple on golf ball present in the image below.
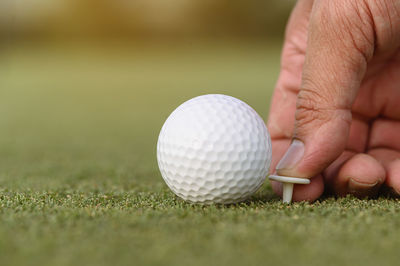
[157,94,271,204]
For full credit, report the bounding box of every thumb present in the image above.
[276,0,375,178]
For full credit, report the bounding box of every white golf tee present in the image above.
[268,175,310,203]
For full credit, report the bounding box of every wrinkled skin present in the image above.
[268,0,400,201]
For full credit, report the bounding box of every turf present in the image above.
[1,41,400,266]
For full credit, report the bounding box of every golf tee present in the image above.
[268,175,311,204]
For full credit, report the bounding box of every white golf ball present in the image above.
[157,94,271,204]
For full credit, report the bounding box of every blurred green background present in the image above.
[1,0,293,40]
[1,0,292,181]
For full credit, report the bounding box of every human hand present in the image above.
[268,0,400,201]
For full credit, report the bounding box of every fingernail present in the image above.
[348,178,380,197]
[276,139,304,171]
[348,178,379,190]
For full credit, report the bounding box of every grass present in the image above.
[1,40,400,266]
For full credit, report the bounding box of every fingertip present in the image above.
[271,180,283,197]
[369,149,400,196]
[334,153,385,197]
[292,175,324,202]
[270,139,291,173]
[385,160,400,195]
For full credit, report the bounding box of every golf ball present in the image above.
[157,94,271,204]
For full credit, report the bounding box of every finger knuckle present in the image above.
[295,87,352,133]
[296,88,330,126]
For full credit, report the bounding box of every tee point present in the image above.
[268,175,310,203]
